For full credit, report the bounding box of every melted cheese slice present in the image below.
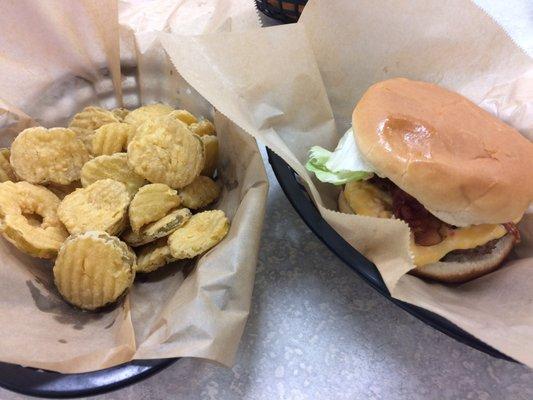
[344,181,392,218]
[410,224,506,266]
[343,181,507,266]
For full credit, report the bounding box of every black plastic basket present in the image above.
[256,0,308,23]
[267,149,516,363]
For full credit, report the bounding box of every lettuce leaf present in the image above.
[305,128,374,185]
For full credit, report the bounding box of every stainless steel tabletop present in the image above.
[1,1,532,399]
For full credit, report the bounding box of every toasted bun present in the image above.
[411,234,514,283]
[353,78,533,227]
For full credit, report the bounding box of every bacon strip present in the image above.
[503,222,521,243]
[376,178,449,246]
[372,177,519,247]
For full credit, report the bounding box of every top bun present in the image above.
[353,78,533,227]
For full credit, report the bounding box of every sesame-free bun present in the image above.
[411,234,514,283]
[353,78,533,227]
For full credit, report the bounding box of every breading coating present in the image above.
[69,127,95,153]
[10,127,90,185]
[53,231,136,310]
[69,106,119,131]
[167,109,197,125]
[189,119,215,137]
[127,117,204,189]
[135,238,175,273]
[0,181,68,258]
[81,153,146,197]
[123,208,191,247]
[0,148,17,182]
[179,176,221,210]
[168,210,229,259]
[200,135,218,177]
[123,103,173,128]
[58,179,130,235]
[92,123,133,156]
[129,183,181,233]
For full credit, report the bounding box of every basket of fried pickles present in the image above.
[0,104,227,311]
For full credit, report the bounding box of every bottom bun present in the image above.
[411,234,514,283]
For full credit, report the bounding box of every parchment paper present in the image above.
[0,0,267,373]
[159,0,533,366]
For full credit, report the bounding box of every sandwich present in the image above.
[307,78,533,283]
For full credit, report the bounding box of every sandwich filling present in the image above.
[343,178,517,266]
[307,128,520,267]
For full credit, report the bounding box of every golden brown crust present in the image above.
[353,78,533,227]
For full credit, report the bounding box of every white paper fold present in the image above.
[0,0,266,373]
[159,0,533,366]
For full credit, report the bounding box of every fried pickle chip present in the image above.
[53,231,136,310]
[69,107,120,152]
[167,110,197,125]
[10,127,90,185]
[46,181,83,200]
[123,208,191,247]
[189,119,215,137]
[69,106,119,131]
[179,176,221,210]
[200,135,218,177]
[81,153,146,197]
[0,148,17,182]
[128,115,188,144]
[0,181,68,258]
[168,210,229,259]
[135,238,176,273]
[129,183,181,233]
[69,127,95,152]
[92,123,133,156]
[112,108,130,121]
[127,117,204,189]
[58,179,130,235]
[123,103,174,128]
